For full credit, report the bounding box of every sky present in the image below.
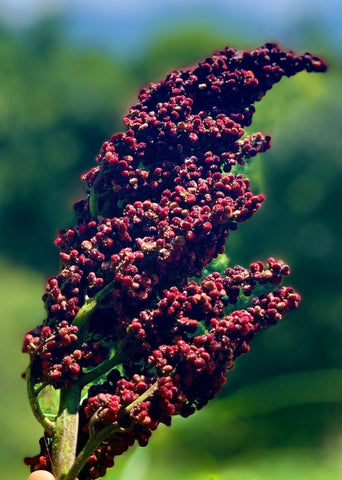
[0,0,341,57]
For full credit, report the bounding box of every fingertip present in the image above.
[27,470,55,480]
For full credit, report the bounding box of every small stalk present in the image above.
[26,365,55,436]
[65,380,159,480]
[125,381,158,413]
[51,384,81,480]
[64,424,116,480]
[73,280,115,331]
[79,350,122,387]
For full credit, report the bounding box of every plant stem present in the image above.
[79,350,122,387]
[65,424,117,480]
[88,173,102,218]
[64,381,159,480]
[51,384,81,480]
[73,281,115,331]
[125,381,159,413]
[26,365,55,436]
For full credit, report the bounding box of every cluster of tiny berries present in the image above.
[23,321,107,386]
[23,43,326,479]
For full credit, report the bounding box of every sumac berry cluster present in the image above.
[23,43,326,480]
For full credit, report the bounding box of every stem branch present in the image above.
[64,380,159,479]
[26,365,55,436]
[64,424,116,480]
[73,281,115,331]
[79,350,122,387]
[125,381,159,413]
[52,385,81,480]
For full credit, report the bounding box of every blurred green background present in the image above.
[1,2,341,479]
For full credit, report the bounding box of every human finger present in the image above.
[27,470,55,480]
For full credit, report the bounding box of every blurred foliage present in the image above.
[131,26,233,84]
[0,15,341,480]
[0,18,138,273]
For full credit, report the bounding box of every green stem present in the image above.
[52,384,81,480]
[73,280,115,331]
[26,364,55,436]
[64,424,117,480]
[88,173,102,218]
[79,350,122,387]
[89,192,99,218]
[125,381,159,413]
[64,381,159,480]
